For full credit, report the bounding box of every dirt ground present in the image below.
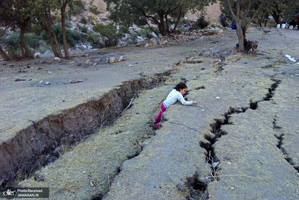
[1,27,299,199]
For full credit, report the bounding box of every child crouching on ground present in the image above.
[154,82,198,129]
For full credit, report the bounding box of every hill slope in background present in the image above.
[80,0,221,25]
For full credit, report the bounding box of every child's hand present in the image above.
[193,101,198,105]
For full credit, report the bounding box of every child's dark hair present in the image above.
[174,82,187,91]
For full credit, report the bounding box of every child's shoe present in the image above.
[155,122,161,129]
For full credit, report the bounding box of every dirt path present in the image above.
[1,28,299,199]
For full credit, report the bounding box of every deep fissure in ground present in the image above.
[0,70,172,188]
[197,78,293,199]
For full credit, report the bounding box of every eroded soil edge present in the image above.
[0,69,173,186]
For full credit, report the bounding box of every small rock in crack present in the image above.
[136,111,139,114]
[176,183,187,192]
[34,174,45,182]
[15,78,26,82]
[114,130,123,134]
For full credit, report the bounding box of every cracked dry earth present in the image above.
[1,28,299,200]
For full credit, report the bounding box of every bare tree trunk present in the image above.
[158,13,167,36]
[172,9,183,33]
[272,11,281,24]
[20,22,33,59]
[61,0,70,58]
[40,22,60,57]
[236,27,244,52]
[0,44,10,61]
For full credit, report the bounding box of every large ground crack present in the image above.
[199,78,286,198]
[0,70,173,187]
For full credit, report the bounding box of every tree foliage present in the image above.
[221,0,299,26]
[104,0,216,36]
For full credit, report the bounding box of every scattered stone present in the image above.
[71,79,84,84]
[228,161,232,165]
[90,181,94,187]
[151,32,158,38]
[118,56,124,62]
[77,61,82,66]
[39,80,44,84]
[37,67,42,70]
[216,96,220,100]
[136,111,139,114]
[48,71,53,74]
[85,60,93,65]
[34,52,41,58]
[129,64,133,67]
[109,57,116,64]
[54,57,61,61]
[145,43,150,48]
[159,40,168,45]
[230,187,235,190]
[83,171,86,174]
[149,37,159,46]
[45,82,51,85]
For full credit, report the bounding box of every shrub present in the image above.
[70,0,86,16]
[128,34,138,45]
[41,24,87,47]
[1,33,39,58]
[93,23,119,47]
[119,26,129,34]
[88,16,96,25]
[89,0,100,15]
[219,14,229,27]
[78,25,88,33]
[87,33,102,48]
[195,16,210,29]
[80,16,88,24]
[0,29,6,37]
[138,27,153,38]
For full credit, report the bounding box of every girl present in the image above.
[155,82,198,129]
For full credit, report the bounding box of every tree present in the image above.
[0,0,11,61]
[0,0,34,59]
[32,0,63,58]
[220,0,266,52]
[104,0,216,36]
